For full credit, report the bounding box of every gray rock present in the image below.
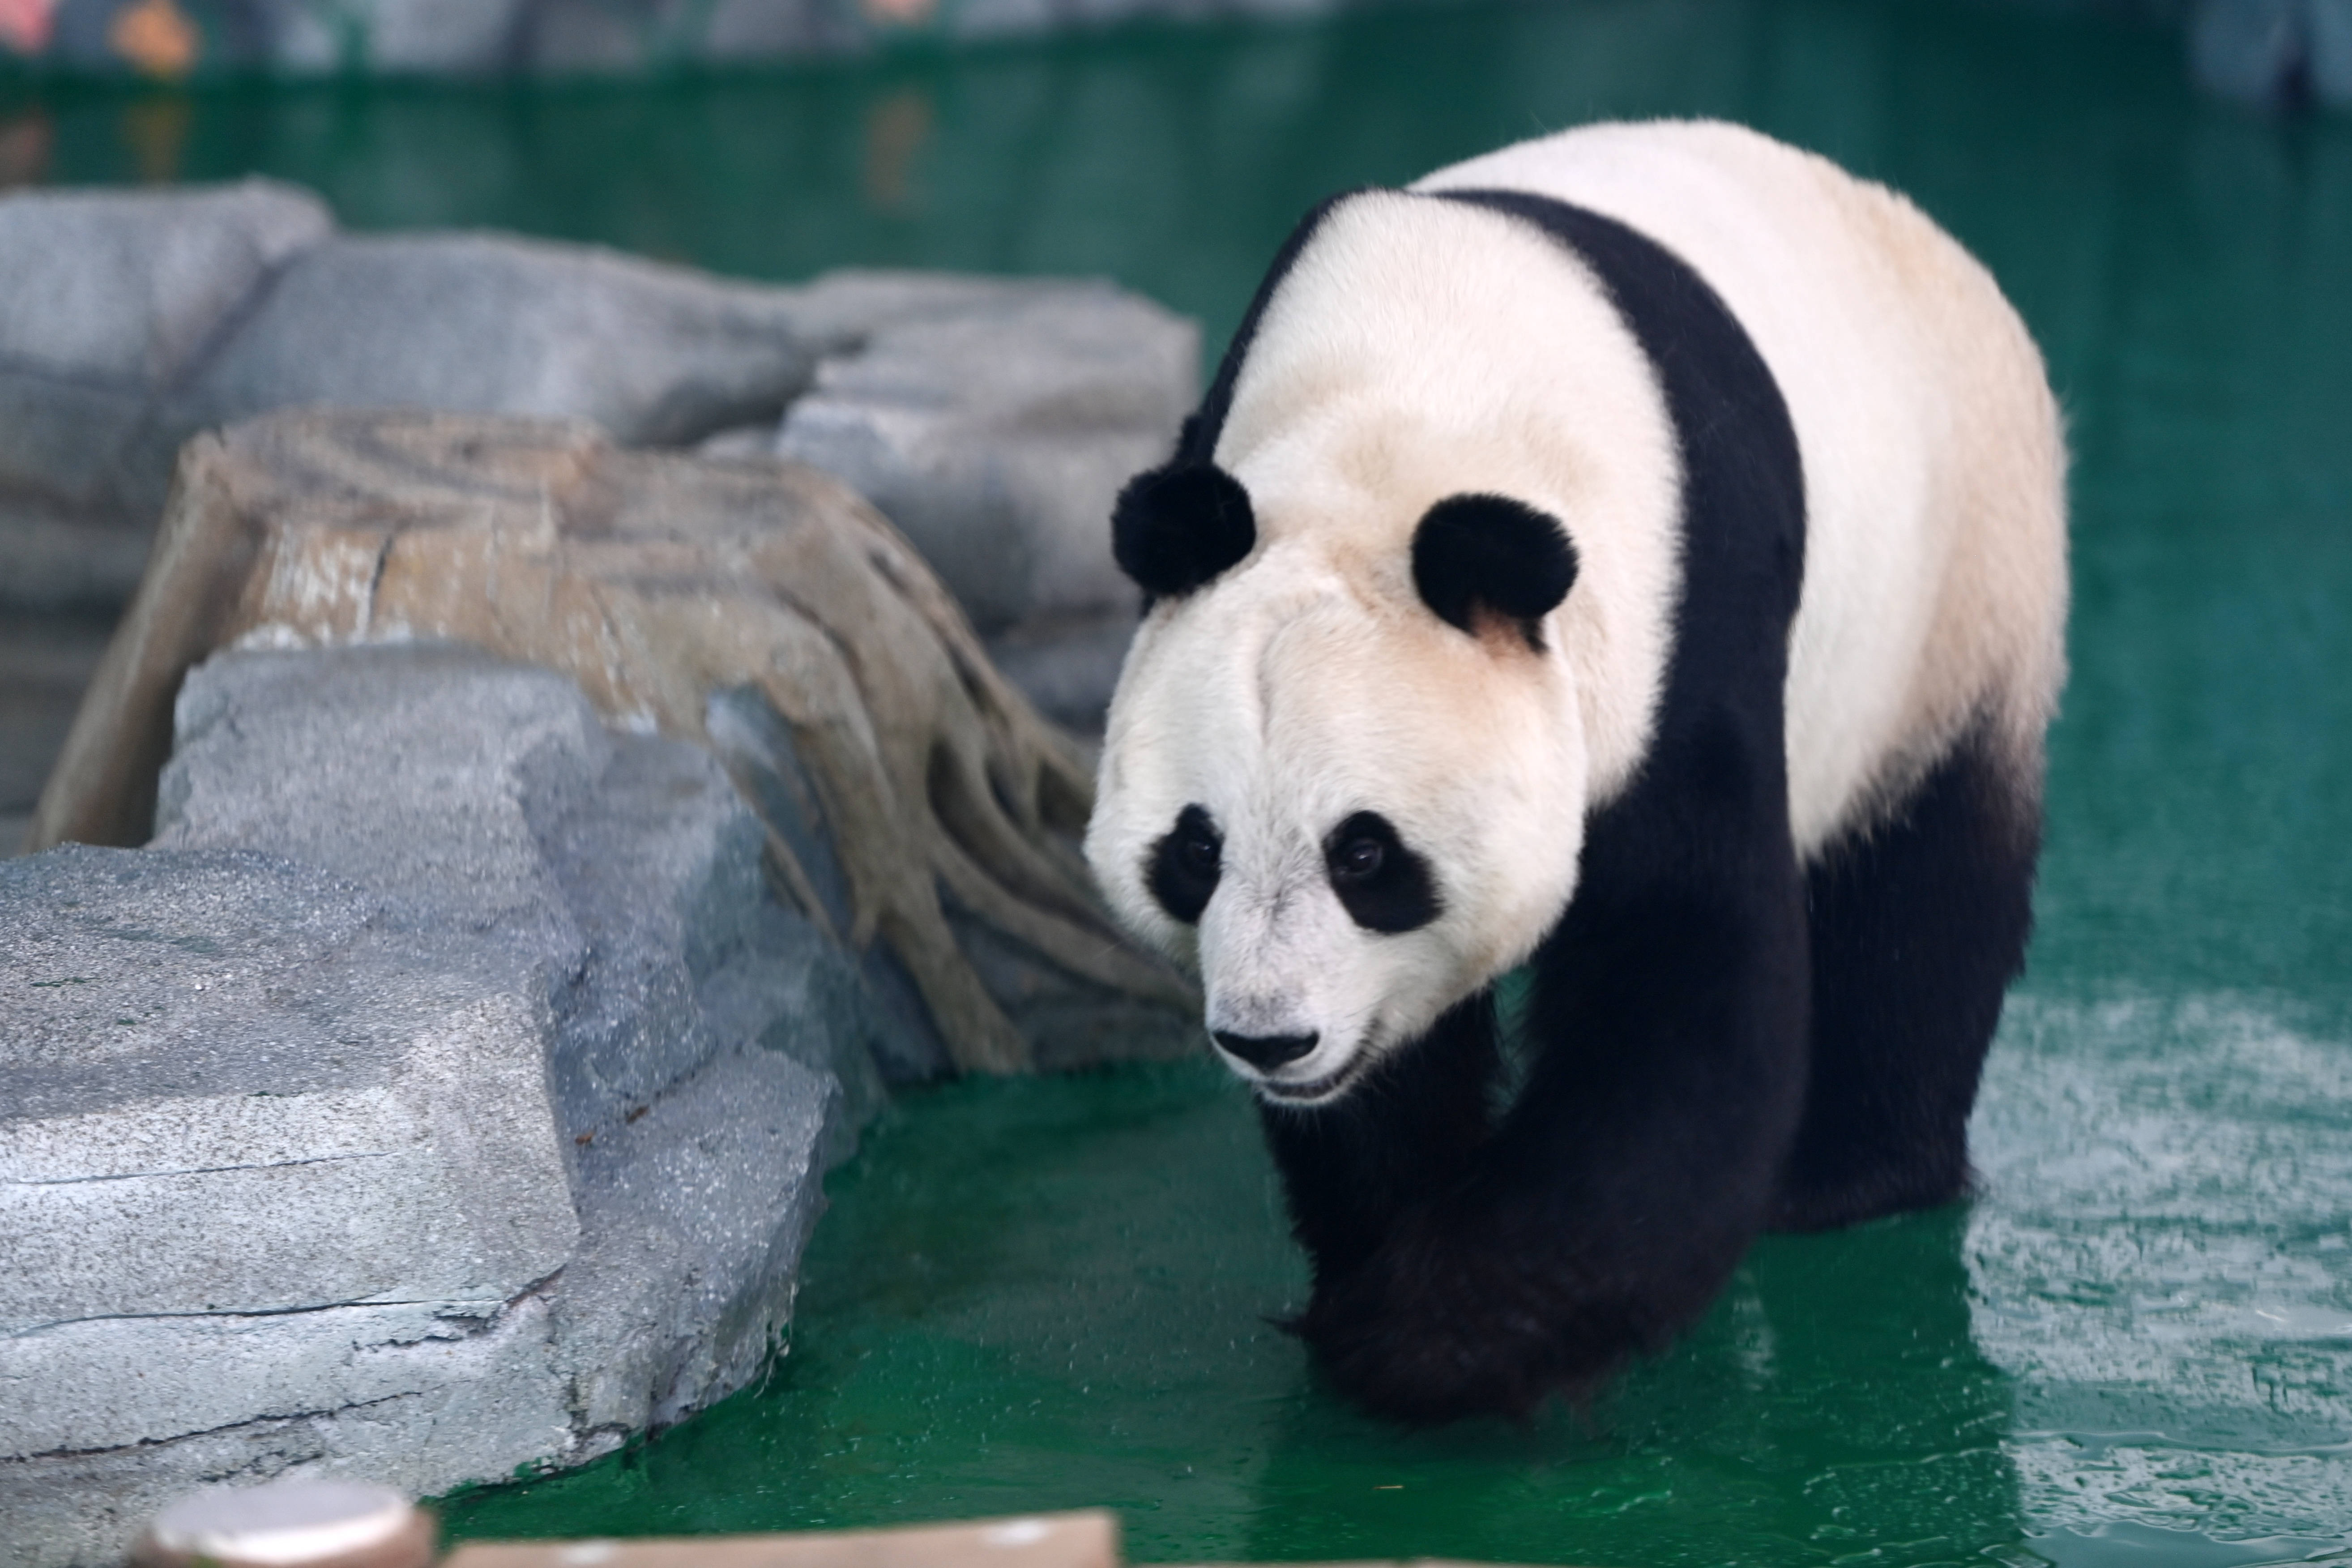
[169,234,819,477]
[1,642,911,1568]
[2315,0,2352,102]
[775,273,1194,632]
[0,614,112,850]
[0,842,578,1383]
[2190,0,2309,103]
[983,609,1138,735]
[0,491,157,613]
[557,1043,836,1438]
[366,0,532,71]
[702,681,957,1085]
[0,180,329,389]
[154,642,606,968]
[0,173,1199,654]
[0,179,330,518]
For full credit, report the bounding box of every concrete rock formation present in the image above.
[0,182,1180,739]
[0,180,332,612]
[0,643,886,1568]
[30,407,1194,1074]
[771,271,1194,637]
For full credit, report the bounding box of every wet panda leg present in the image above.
[1769,722,2044,1234]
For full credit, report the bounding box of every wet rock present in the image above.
[0,642,892,1568]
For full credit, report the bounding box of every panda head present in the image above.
[1088,461,1588,1106]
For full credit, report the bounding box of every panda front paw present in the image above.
[1293,1226,1625,1424]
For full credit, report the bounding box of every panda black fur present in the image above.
[1086,121,2068,1424]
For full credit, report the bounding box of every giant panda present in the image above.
[1084,120,2068,1424]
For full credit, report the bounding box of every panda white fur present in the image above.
[1084,120,2067,1423]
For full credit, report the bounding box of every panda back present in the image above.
[1419,121,2067,858]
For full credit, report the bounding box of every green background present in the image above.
[7,1,2349,1562]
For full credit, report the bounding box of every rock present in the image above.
[0,493,161,615]
[1,641,891,1568]
[555,1044,837,1435]
[983,609,1138,735]
[775,272,1195,633]
[0,845,585,1567]
[165,233,820,483]
[153,641,903,1132]
[0,848,576,1341]
[30,409,1195,1076]
[0,613,113,857]
[0,179,330,602]
[0,180,329,394]
[0,175,1195,655]
[2315,0,2352,103]
[2189,0,2297,103]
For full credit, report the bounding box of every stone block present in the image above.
[3,641,897,1566]
[0,842,577,1350]
[0,491,156,613]
[2315,0,2352,102]
[557,1043,837,1436]
[2190,0,2308,103]
[0,180,330,388]
[173,233,820,458]
[367,0,532,71]
[983,609,1137,735]
[775,275,1194,632]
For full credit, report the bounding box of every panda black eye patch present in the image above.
[1324,811,1441,933]
[1147,803,1223,925]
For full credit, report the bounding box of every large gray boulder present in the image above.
[0,185,826,612]
[0,180,331,610]
[171,234,821,461]
[775,271,1194,636]
[0,180,1188,728]
[0,642,900,1568]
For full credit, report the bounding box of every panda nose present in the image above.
[1212,1030,1320,1072]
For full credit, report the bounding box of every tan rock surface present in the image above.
[30,408,1189,1073]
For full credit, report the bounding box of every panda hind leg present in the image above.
[1768,719,2043,1234]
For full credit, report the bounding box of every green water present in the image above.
[10,1,2351,1561]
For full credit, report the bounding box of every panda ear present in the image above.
[1411,493,1579,649]
[1113,462,1257,599]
